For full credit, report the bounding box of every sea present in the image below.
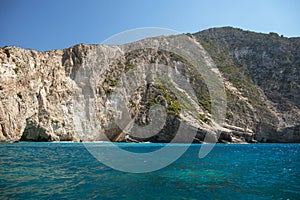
[0,142,299,199]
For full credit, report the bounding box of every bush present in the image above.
[17,92,22,99]
[199,99,211,111]
[167,101,181,115]
[4,48,10,58]
[13,67,19,73]
[199,113,211,124]
[104,77,117,87]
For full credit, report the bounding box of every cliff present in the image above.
[194,27,300,142]
[0,27,299,143]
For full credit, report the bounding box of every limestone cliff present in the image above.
[0,27,299,143]
[194,27,300,142]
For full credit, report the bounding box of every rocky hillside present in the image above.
[0,27,299,143]
[193,27,300,142]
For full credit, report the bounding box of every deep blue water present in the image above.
[0,143,299,200]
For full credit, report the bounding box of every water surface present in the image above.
[0,143,299,199]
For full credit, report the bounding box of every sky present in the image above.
[1,0,299,51]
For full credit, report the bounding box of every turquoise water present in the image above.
[0,143,299,199]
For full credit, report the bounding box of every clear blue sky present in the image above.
[1,0,299,51]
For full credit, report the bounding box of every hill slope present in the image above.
[194,27,300,142]
[0,27,299,143]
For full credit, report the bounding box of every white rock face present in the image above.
[0,46,76,141]
[0,29,299,143]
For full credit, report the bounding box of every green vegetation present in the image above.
[147,96,161,107]
[129,99,137,108]
[269,32,279,37]
[225,112,233,119]
[102,77,117,95]
[13,67,19,74]
[117,61,124,70]
[169,52,187,63]
[157,78,203,119]
[4,48,10,58]
[200,40,266,108]
[17,92,22,99]
[199,113,211,124]
[198,99,211,111]
[125,63,135,71]
[200,41,230,64]
[146,83,182,116]
[185,33,192,38]
[104,77,117,87]
[167,101,181,115]
[198,38,279,128]
[103,88,113,95]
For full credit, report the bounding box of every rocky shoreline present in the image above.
[0,27,299,143]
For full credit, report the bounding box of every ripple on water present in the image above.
[0,143,299,199]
